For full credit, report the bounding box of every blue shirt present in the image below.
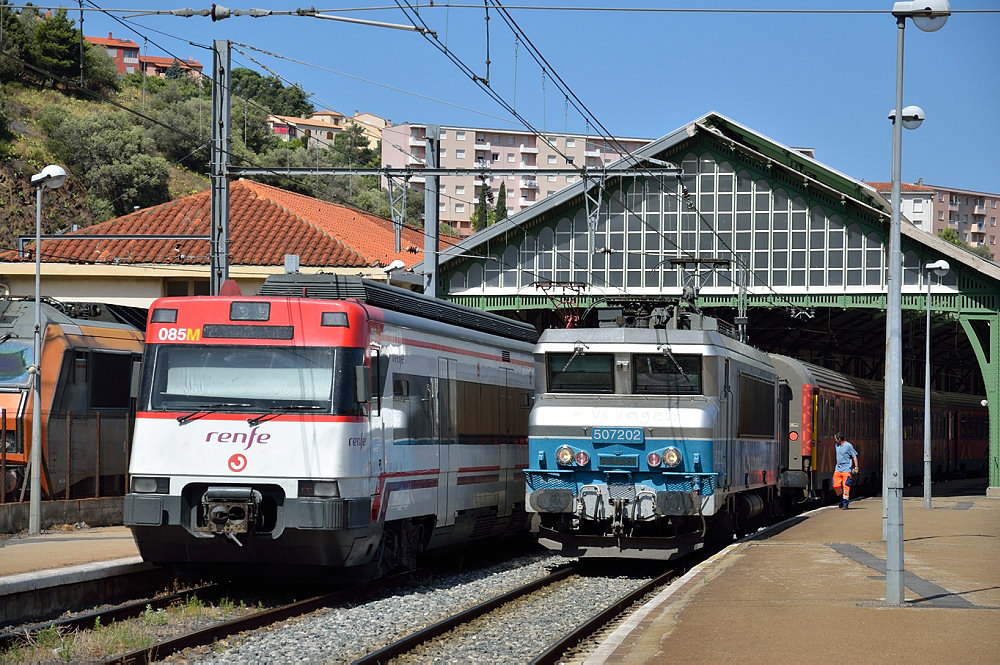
[835,441,858,472]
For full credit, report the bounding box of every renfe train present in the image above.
[124,275,538,575]
[524,301,988,560]
[0,297,143,500]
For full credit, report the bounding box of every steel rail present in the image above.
[351,565,577,665]
[0,584,217,652]
[529,567,678,665]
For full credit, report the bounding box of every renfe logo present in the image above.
[349,436,367,450]
[206,427,271,450]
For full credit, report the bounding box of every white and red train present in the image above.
[124,275,537,575]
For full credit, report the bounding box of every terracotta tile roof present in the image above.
[865,181,936,193]
[268,114,343,130]
[85,35,138,49]
[141,55,203,69]
[3,180,430,269]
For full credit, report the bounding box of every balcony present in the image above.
[409,136,425,147]
[519,198,536,207]
[474,140,492,151]
[520,179,539,189]
[973,204,987,216]
[584,149,601,157]
[518,145,538,153]
[407,155,425,165]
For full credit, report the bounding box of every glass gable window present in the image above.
[633,354,701,395]
[546,353,613,393]
[448,149,894,297]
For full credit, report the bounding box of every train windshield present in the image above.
[0,341,33,388]
[142,345,364,415]
[633,354,702,395]
[546,353,614,393]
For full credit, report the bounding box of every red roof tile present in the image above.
[865,181,936,193]
[3,180,432,269]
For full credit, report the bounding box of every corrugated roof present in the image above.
[4,180,427,269]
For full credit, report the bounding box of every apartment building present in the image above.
[868,180,999,259]
[85,33,140,74]
[381,124,651,235]
[85,33,202,79]
[266,111,345,150]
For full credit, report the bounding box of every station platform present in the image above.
[0,525,140,578]
[588,482,1000,664]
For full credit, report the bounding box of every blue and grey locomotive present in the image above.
[524,302,782,560]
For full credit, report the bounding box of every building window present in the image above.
[439,185,447,194]
[566,138,575,148]
[992,217,997,226]
[440,149,447,159]
[547,155,557,164]
[455,203,465,213]
[439,130,447,139]
[507,153,515,163]
[566,156,574,164]
[456,185,465,195]
[938,192,944,202]
[492,152,499,161]
[547,175,557,182]
[125,65,134,73]
[913,198,923,212]
[327,132,333,139]
[456,131,465,141]
[938,211,944,220]
[456,149,465,159]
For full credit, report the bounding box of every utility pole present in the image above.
[210,40,231,295]
[423,124,440,297]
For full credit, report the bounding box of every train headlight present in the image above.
[555,446,575,466]
[647,452,662,468]
[662,447,682,468]
[299,480,340,498]
[131,477,169,493]
[574,451,590,466]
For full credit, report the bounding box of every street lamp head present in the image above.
[30,164,67,190]
[925,259,950,276]
[891,0,951,32]
[888,105,925,129]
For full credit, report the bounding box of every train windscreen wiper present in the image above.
[247,404,327,427]
[177,402,252,424]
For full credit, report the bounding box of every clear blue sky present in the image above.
[79,2,999,194]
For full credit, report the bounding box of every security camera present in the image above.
[383,259,406,273]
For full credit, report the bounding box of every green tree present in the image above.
[330,123,378,168]
[471,185,495,232]
[937,227,993,260]
[43,109,170,216]
[164,59,188,80]
[231,68,313,116]
[30,9,78,82]
[494,181,508,222]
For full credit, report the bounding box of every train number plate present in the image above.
[591,427,644,444]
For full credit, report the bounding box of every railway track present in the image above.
[350,563,679,665]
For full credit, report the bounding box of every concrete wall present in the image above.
[0,497,123,533]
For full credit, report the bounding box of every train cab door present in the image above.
[436,357,457,526]
[720,358,733,490]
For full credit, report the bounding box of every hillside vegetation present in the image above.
[0,5,425,256]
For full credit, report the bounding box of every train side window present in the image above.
[74,352,87,383]
[393,379,409,396]
[89,351,133,409]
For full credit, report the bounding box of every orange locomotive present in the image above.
[0,297,144,501]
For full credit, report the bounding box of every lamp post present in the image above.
[884,0,949,607]
[923,259,949,509]
[28,165,67,534]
